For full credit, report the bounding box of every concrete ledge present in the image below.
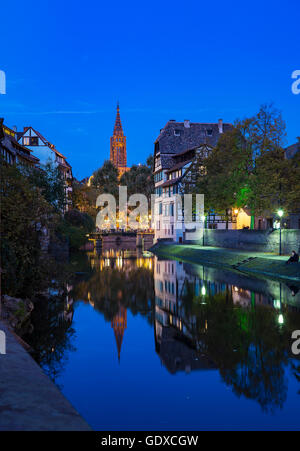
[151,244,300,284]
[0,321,91,431]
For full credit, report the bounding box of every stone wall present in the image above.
[197,229,300,254]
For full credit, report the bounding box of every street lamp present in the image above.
[201,215,206,247]
[277,209,284,255]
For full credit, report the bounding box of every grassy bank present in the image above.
[151,243,300,284]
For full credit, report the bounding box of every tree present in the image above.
[21,161,66,212]
[72,181,98,218]
[184,104,288,220]
[120,156,154,201]
[92,160,119,197]
[236,103,287,157]
[248,147,291,215]
[191,129,253,214]
[0,161,55,297]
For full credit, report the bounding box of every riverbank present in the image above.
[0,320,91,431]
[151,243,300,284]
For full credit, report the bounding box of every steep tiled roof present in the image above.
[160,177,182,188]
[155,120,233,169]
[165,159,193,173]
[0,132,40,164]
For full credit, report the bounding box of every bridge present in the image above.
[86,230,154,250]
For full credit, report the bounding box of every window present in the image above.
[23,136,38,146]
[159,203,162,215]
[155,171,163,183]
[170,203,174,216]
[207,129,213,136]
[155,157,161,170]
[174,129,182,136]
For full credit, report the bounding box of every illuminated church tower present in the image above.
[111,305,127,362]
[110,103,128,177]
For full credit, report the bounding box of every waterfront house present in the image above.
[0,120,40,167]
[16,126,73,211]
[153,119,251,243]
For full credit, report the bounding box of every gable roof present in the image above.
[0,126,40,164]
[17,126,68,160]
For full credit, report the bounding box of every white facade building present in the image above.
[16,127,73,210]
[153,119,250,243]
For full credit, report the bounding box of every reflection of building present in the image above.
[153,256,300,374]
[111,305,127,362]
[110,103,129,178]
[154,258,216,374]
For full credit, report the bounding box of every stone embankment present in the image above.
[151,244,300,284]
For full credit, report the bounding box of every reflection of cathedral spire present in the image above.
[111,305,127,362]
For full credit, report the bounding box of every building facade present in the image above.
[0,120,40,167]
[153,119,250,243]
[16,126,73,210]
[110,103,129,177]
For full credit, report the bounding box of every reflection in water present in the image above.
[27,247,300,425]
[112,304,127,362]
[25,281,76,384]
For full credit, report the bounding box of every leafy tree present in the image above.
[92,160,119,197]
[248,147,291,215]
[184,104,289,220]
[56,209,95,250]
[120,156,154,201]
[190,128,253,214]
[0,161,55,297]
[21,161,66,212]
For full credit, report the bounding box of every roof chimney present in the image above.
[184,119,190,128]
[218,119,223,134]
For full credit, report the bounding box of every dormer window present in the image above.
[155,156,161,170]
[206,129,213,136]
[174,129,182,136]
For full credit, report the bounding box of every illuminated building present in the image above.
[110,103,129,178]
[153,119,251,242]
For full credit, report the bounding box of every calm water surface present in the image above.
[27,247,300,430]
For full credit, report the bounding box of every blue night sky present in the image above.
[1,0,299,180]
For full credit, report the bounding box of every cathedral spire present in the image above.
[113,102,123,135]
[110,102,128,176]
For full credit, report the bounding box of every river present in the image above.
[26,247,300,431]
